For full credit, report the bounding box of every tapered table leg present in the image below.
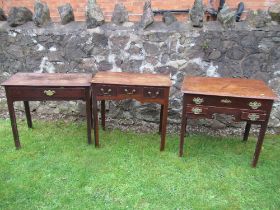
[160,102,168,151]
[92,95,99,147]
[159,104,164,134]
[7,98,21,149]
[251,120,269,167]
[101,100,106,131]
[243,122,251,141]
[24,101,32,128]
[85,89,92,144]
[179,95,187,157]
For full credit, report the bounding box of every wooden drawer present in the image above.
[8,87,86,100]
[118,86,141,97]
[186,105,208,115]
[187,94,267,110]
[95,85,117,96]
[241,112,267,122]
[143,87,164,99]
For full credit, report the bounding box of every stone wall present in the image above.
[0,21,279,132]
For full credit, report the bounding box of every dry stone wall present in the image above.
[0,21,279,132]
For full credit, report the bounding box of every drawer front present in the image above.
[186,105,208,115]
[241,112,267,122]
[95,85,116,96]
[118,86,141,97]
[8,87,86,100]
[187,94,267,110]
[143,87,164,99]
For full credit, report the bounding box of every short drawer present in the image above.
[186,105,208,115]
[241,112,267,122]
[95,85,116,96]
[187,94,267,110]
[8,87,86,100]
[143,87,164,99]
[118,86,141,97]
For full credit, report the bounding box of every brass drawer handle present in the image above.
[44,90,56,96]
[124,88,136,95]
[147,91,160,97]
[221,99,231,104]
[248,113,260,121]
[192,107,203,115]
[100,88,112,95]
[193,97,204,105]
[249,101,262,110]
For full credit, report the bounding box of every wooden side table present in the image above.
[179,77,277,167]
[1,73,93,149]
[91,72,172,150]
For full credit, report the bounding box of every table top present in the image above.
[181,76,278,100]
[1,73,92,87]
[91,72,172,87]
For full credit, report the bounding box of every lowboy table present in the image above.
[179,77,277,167]
[1,73,93,149]
[91,72,172,150]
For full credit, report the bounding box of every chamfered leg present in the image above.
[101,100,106,131]
[251,120,269,167]
[92,95,100,147]
[85,88,92,144]
[243,122,251,141]
[159,104,164,134]
[7,98,21,149]
[179,95,187,157]
[24,101,32,128]
[160,102,168,151]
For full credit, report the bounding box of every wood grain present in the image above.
[92,72,172,87]
[181,77,277,100]
[1,73,92,87]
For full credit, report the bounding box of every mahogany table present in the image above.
[179,76,277,167]
[91,72,172,150]
[1,73,93,149]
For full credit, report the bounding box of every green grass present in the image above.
[0,119,279,209]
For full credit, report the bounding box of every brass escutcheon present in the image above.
[44,90,56,96]
[192,107,203,115]
[249,101,262,110]
[125,89,136,95]
[221,99,232,104]
[193,97,204,105]
[100,88,112,95]
[248,113,260,121]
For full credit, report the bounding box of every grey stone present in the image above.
[155,65,177,75]
[110,35,130,50]
[58,3,74,25]
[208,50,221,60]
[0,8,7,21]
[7,7,33,27]
[190,0,204,28]
[140,0,154,29]
[226,46,245,60]
[217,4,236,27]
[121,60,143,72]
[111,3,128,25]
[86,0,105,28]
[97,60,112,71]
[128,45,142,55]
[33,1,51,27]
[92,33,108,47]
[268,3,280,22]
[246,10,271,28]
[162,12,177,26]
[241,54,267,77]
[143,42,160,55]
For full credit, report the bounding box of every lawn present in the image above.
[0,119,279,209]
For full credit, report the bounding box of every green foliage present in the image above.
[0,119,279,209]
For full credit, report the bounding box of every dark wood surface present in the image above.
[179,76,276,167]
[181,77,277,100]
[92,72,172,87]
[1,73,92,87]
[91,72,171,151]
[2,73,93,149]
